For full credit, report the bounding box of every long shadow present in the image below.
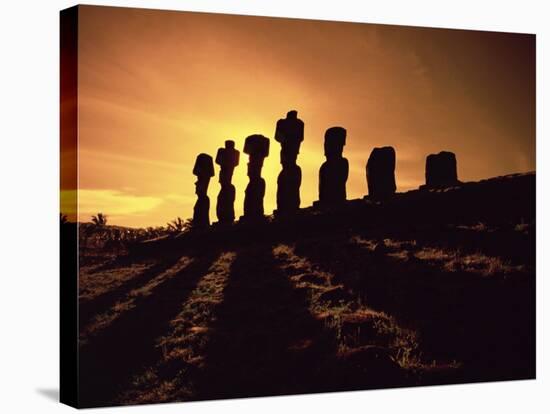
[85,253,136,273]
[293,234,535,385]
[79,256,183,328]
[78,250,220,408]
[194,244,342,401]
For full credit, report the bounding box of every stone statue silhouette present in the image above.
[192,153,214,229]
[242,134,270,222]
[424,151,459,188]
[366,146,397,200]
[215,140,240,225]
[274,110,304,217]
[318,126,348,207]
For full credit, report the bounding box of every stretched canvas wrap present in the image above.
[60,5,536,408]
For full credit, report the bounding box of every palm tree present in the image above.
[155,226,167,237]
[91,212,108,227]
[87,213,108,247]
[166,217,188,234]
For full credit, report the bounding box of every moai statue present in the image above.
[192,153,214,229]
[366,146,397,200]
[215,140,240,225]
[274,110,304,217]
[424,151,459,188]
[242,134,270,222]
[318,127,349,207]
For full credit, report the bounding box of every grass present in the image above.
[77,212,534,405]
[79,262,153,303]
[158,252,236,362]
[273,244,423,371]
[118,252,236,405]
[456,222,488,232]
[79,256,192,345]
[352,236,526,276]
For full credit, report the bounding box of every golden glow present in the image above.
[64,6,535,227]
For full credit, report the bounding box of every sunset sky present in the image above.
[61,5,535,228]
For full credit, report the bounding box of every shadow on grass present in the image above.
[293,233,535,385]
[359,224,534,269]
[78,251,220,408]
[79,256,184,328]
[194,244,339,401]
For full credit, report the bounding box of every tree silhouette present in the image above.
[82,213,108,248]
[91,212,108,227]
[166,217,190,234]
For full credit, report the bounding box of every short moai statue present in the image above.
[424,151,459,189]
[215,140,240,225]
[242,134,270,221]
[274,110,304,217]
[366,146,397,200]
[318,127,349,207]
[192,153,215,229]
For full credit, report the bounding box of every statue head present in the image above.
[324,127,347,158]
[287,110,298,120]
[193,153,214,196]
[244,134,270,158]
[193,153,215,178]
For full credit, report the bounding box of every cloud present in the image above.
[79,148,185,172]
[164,193,195,204]
[61,189,163,222]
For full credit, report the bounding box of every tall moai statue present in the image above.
[424,151,459,188]
[215,140,240,225]
[192,153,214,229]
[366,146,397,200]
[274,110,304,217]
[318,126,349,207]
[242,134,270,221]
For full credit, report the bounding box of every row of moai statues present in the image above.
[191,110,304,228]
[191,110,459,228]
[365,148,459,197]
[191,133,271,228]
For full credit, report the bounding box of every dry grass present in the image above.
[273,244,422,370]
[120,252,236,404]
[514,219,533,234]
[79,262,153,303]
[456,222,489,232]
[158,252,236,362]
[79,256,192,344]
[413,247,524,276]
[350,236,378,251]
[352,236,525,276]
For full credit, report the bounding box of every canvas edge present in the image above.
[60,4,79,409]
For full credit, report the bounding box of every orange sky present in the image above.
[61,5,535,228]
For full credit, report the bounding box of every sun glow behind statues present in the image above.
[68,6,535,227]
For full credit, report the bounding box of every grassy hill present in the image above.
[75,172,535,407]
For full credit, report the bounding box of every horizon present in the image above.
[64,170,536,229]
[60,5,535,228]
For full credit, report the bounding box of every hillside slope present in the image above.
[77,172,535,407]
